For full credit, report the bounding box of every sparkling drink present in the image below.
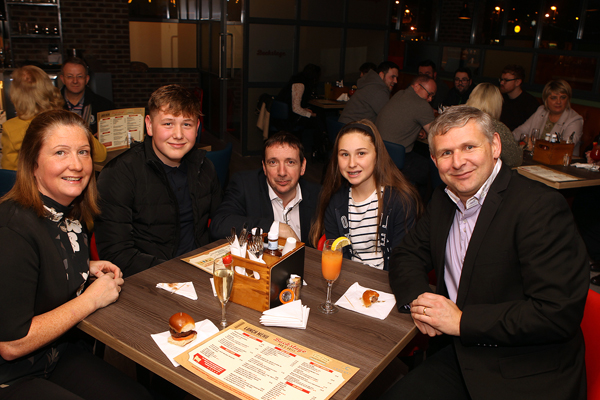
[214,268,234,303]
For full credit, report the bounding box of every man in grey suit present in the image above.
[383,105,588,400]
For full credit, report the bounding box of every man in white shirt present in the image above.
[210,132,321,243]
[384,105,588,400]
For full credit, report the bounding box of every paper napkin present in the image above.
[260,300,309,329]
[247,251,266,264]
[151,319,219,367]
[572,163,598,170]
[337,93,350,102]
[335,282,396,320]
[156,282,198,300]
[234,266,261,279]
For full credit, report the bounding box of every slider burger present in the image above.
[362,290,379,308]
[168,312,197,346]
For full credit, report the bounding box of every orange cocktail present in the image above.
[319,239,344,314]
[322,250,342,281]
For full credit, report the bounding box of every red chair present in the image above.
[581,289,600,398]
[90,232,100,261]
[317,234,326,251]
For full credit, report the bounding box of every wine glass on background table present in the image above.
[530,129,540,156]
[319,239,343,314]
[213,258,234,328]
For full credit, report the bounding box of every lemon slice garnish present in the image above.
[331,236,350,251]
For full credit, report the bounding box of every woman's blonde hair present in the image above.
[542,79,572,111]
[466,82,503,120]
[10,65,65,120]
[0,110,99,226]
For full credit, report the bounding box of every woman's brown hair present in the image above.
[309,119,422,247]
[1,110,100,226]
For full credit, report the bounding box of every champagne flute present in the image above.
[319,239,343,314]
[213,258,234,328]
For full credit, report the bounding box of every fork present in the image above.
[226,226,236,245]
[249,234,263,259]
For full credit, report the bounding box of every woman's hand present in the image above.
[90,260,123,280]
[83,269,124,310]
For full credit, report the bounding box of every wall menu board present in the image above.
[175,320,359,400]
[97,108,145,151]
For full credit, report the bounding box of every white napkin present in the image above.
[151,319,220,367]
[247,251,265,264]
[260,300,309,329]
[335,282,396,320]
[572,163,598,170]
[337,93,349,102]
[234,266,261,279]
[156,282,198,300]
[229,236,248,257]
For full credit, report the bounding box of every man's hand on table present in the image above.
[410,293,462,337]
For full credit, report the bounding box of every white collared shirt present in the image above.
[267,183,303,239]
[443,159,502,302]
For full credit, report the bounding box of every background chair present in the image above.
[581,288,600,398]
[383,141,406,170]
[269,99,302,136]
[325,116,344,147]
[0,169,17,197]
[205,142,233,189]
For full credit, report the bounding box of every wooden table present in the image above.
[518,156,600,189]
[78,242,416,400]
[309,99,348,110]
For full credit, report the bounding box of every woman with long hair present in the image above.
[309,120,422,271]
[466,82,523,167]
[0,110,150,399]
[1,65,107,170]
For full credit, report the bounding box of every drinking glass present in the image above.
[319,239,343,314]
[213,258,234,328]
[530,129,540,156]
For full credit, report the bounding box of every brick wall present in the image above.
[8,0,200,109]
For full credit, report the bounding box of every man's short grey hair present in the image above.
[411,74,432,86]
[428,105,495,154]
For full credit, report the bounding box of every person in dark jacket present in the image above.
[309,120,421,271]
[210,132,321,244]
[95,84,221,277]
[60,57,115,135]
[442,67,474,107]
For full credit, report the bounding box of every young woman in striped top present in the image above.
[310,120,422,270]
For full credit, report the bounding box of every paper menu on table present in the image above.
[97,108,145,151]
[175,320,358,400]
[183,243,231,274]
[517,165,581,182]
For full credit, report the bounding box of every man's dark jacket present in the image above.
[209,169,321,245]
[61,86,114,134]
[95,137,222,277]
[389,164,588,399]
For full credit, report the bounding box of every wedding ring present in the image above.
[423,307,428,316]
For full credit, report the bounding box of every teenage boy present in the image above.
[95,84,221,277]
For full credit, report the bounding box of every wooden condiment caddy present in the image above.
[532,140,574,165]
[184,239,305,312]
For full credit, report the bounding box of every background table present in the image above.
[79,242,416,400]
[518,156,600,189]
[309,99,347,110]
